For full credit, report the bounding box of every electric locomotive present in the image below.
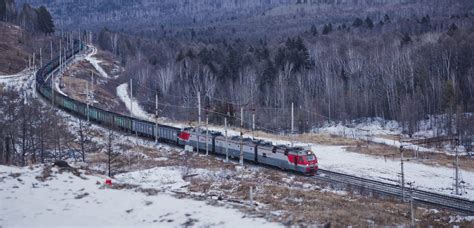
[178,128,318,175]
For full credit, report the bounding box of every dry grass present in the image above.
[185,163,465,227]
[347,143,474,171]
[94,50,122,77]
[78,127,467,227]
[61,61,121,110]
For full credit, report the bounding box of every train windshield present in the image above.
[306,155,316,161]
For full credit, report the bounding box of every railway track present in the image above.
[316,169,474,214]
[42,42,474,215]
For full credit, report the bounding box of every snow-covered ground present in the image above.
[315,145,474,200]
[117,83,153,120]
[316,118,439,153]
[0,68,36,96]
[0,165,280,227]
[315,117,472,155]
[85,46,114,79]
[53,71,68,97]
[103,99,474,200]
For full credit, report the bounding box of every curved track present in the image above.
[316,169,474,214]
[38,42,474,215]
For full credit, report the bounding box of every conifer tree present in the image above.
[365,17,374,29]
[37,6,55,34]
[310,24,318,36]
[0,0,6,21]
[352,18,363,27]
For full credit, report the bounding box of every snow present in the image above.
[178,123,474,201]
[116,166,187,191]
[0,165,280,227]
[117,83,154,120]
[53,71,68,97]
[314,116,473,155]
[110,103,473,201]
[315,118,440,153]
[79,87,474,202]
[85,46,114,79]
[314,145,474,200]
[0,68,36,96]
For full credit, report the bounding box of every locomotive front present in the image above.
[303,149,318,175]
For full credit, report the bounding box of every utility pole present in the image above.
[249,186,253,206]
[129,78,133,117]
[455,138,460,195]
[409,182,416,228]
[197,92,201,153]
[51,71,55,106]
[291,102,294,147]
[206,114,209,156]
[86,81,90,122]
[59,39,62,73]
[225,117,229,162]
[50,40,53,60]
[32,57,37,98]
[240,107,244,166]
[63,47,66,73]
[39,48,42,68]
[400,145,406,201]
[252,109,255,140]
[91,71,94,98]
[155,93,159,143]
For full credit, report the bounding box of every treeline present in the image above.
[97,21,473,140]
[0,0,54,34]
[88,3,474,149]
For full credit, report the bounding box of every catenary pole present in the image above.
[240,107,244,166]
[400,145,406,201]
[291,102,294,147]
[206,115,209,156]
[130,78,133,117]
[155,93,159,143]
[197,92,201,153]
[225,117,229,163]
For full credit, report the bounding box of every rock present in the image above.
[53,160,71,168]
[74,192,89,199]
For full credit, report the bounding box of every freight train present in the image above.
[36,41,318,175]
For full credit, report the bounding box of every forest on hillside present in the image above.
[15,0,474,146]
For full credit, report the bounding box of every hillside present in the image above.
[0,22,29,74]
[17,0,474,37]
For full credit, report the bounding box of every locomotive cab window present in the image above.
[306,155,316,161]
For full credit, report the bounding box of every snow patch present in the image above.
[0,68,36,96]
[116,166,187,190]
[116,83,153,120]
[315,145,474,200]
[0,165,280,227]
[85,46,113,79]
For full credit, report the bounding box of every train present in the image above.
[36,41,319,175]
